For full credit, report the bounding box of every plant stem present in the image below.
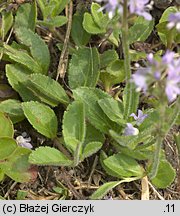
[122,0,133,119]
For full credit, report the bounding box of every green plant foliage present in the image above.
[156,6,179,46]
[0,99,24,123]
[29,146,72,166]
[62,101,86,155]
[103,153,144,178]
[100,50,119,69]
[0,11,13,40]
[98,98,125,125]
[73,87,120,133]
[14,2,37,31]
[68,47,100,89]
[37,16,68,28]
[0,147,32,182]
[22,101,58,139]
[24,73,70,107]
[151,160,176,188]
[109,128,154,149]
[0,137,17,160]
[90,177,139,200]
[100,60,125,90]
[15,28,50,74]
[83,13,106,34]
[123,83,140,119]
[6,64,39,102]
[91,3,108,28]
[4,44,42,74]
[129,16,154,44]
[0,169,4,181]
[0,112,14,138]
[81,142,103,160]
[71,13,91,46]
[90,181,120,200]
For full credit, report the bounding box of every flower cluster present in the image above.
[96,0,152,20]
[132,51,180,102]
[167,12,180,32]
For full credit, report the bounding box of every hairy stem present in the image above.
[122,0,133,119]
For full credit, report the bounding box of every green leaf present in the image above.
[98,98,125,125]
[91,2,108,28]
[29,147,72,166]
[83,12,106,34]
[68,47,100,89]
[6,64,39,101]
[103,153,144,178]
[14,2,37,31]
[37,16,68,28]
[25,73,70,106]
[157,6,178,45]
[0,112,14,138]
[84,122,105,145]
[0,137,17,160]
[71,13,91,46]
[73,87,120,133]
[0,11,13,40]
[15,27,50,74]
[129,16,154,44]
[151,160,176,188]
[100,60,125,89]
[4,44,42,73]
[22,101,58,139]
[123,83,140,119]
[90,181,120,200]
[109,128,153,149]
[82,142,103,160]
[0,169,4,181]
[100,50,119,69]
[0,147,32,183]
[0,99,24,123]
[90,177,139,199]
[62,101,85,160]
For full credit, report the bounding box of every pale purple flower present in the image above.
[165,58,180,102]
[130,109,148,125]
[16,136,33,149]
[129,0,152,20]
[96,0,122,18]
[131,68,149,92]
[167,12,180,32]
[124,123,139,136]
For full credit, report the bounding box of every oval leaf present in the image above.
[68,47,100,89]
[22,101,57,139]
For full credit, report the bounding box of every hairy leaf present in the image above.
[68,47,100,89]
[22,101,58,139]
[0,112,14,138]
[29,147,72,166]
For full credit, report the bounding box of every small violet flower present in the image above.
[132,51,180,102]
[16,136,33,149]
[96,0,122,18]
[165,58,180,102]
[167,12,180,32]
[129,0,152,21]
[124,123,139,136]
[130,109,148,125]
[95,0,152,20]
[131,68,150,92]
